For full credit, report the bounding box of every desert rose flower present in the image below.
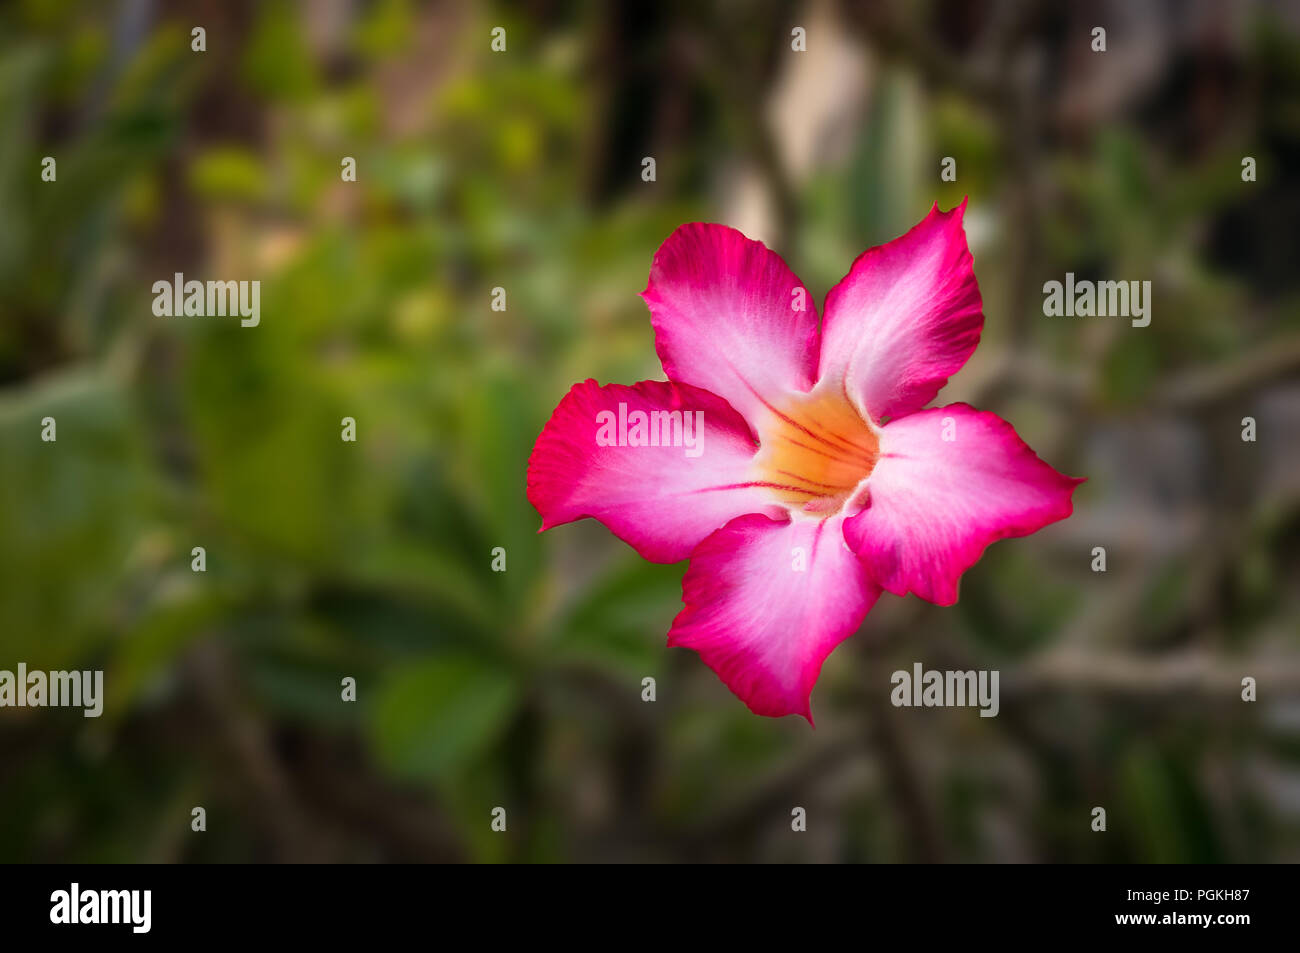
[528,201,1082,721]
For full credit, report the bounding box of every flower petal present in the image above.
[668,513,880,721]
[527,379,785,563]
[641,223,820,431]
[818,200,983,423]
[844,404,1083,605]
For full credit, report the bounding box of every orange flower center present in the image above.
[753,389,880,517]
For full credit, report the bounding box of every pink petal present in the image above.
[668,513,881,721]
[844,404,1083,605]
[527,379,786,563]
[640,223,820,431]
[818,200,984,423]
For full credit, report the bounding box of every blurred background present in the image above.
[1,0,1298,863]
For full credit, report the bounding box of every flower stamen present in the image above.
[754,391,880,516]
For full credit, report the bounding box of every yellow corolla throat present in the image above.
[752,389,881,517]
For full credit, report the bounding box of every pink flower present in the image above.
[528,201,1083,721]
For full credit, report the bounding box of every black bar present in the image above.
[0,863,1278,940]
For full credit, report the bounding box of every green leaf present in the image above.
[0,368,152,666]
[189,147,267,201]
[371,654,519,781]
